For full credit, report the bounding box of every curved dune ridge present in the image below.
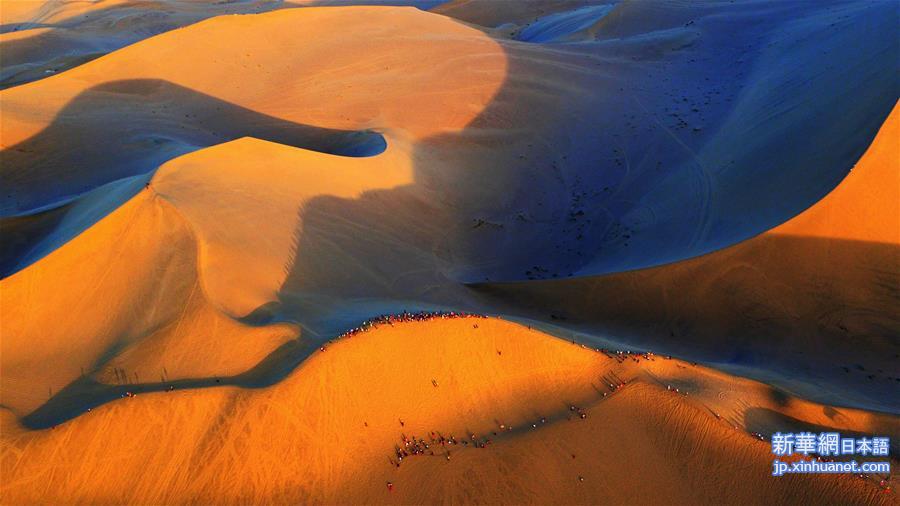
[2,318,898,504]
[0,0,449,90]
[0,0,898,504]
[3,0,897,277]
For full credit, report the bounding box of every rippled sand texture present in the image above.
[1,1,897,504]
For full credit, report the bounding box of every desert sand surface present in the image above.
[2,317,898,504]
[1,0,898,504]
[475,102,900,414]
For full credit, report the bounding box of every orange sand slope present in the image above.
[2,318,897,504]
[4,0,896,280]
[0,1,898,504]
[1,6,506,419]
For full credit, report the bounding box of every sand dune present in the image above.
[2,5,506,420]
[2,318,896,504]
[0,0,281,89]
[1,0,897,503]
[0,1,449,90]
[0,188,299,418]
[4,1,896,279]
[1,5,507,277]
[474,102,900,414]
[3,0,895,404]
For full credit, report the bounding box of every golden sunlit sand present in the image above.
[0,0,897,504]
[2,318,896,504]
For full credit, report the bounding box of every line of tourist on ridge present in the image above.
[320,311,488,351]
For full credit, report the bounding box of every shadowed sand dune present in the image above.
[473,102,900,414]
[0,1,898,504]
[1,0,895,422]
[0,79,386,275]
[2,79,386,214]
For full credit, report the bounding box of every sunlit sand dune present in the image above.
[4,0,895,413]
[2,5,506,420]
[2,318,896,504]
[4,0,896,280]
[0,0,280,89]
[0,5,506,277]
[0,0,897,504]
[0,189,299,417]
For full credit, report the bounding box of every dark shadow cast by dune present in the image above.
[0,78,385,276]
[21,338,312,430]
[470,235,900,413]
[264,4,740,335]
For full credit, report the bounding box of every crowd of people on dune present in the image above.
[388,399,605,470]
[318,310,837,495]
[320,310,488,351]
[384,401,604,493]
[390,424,532,469]
[391,432,461,468]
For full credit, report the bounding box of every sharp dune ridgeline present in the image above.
[0,0,898,504]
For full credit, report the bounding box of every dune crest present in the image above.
[151,135,416,317]
[1,0,896,427]
[0,186,300,418]
[2,318,896,504]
